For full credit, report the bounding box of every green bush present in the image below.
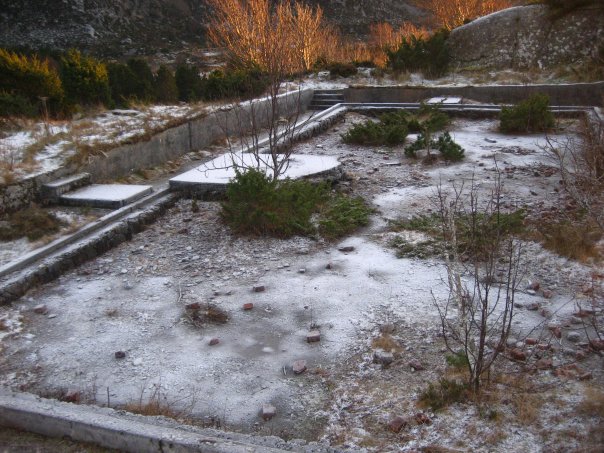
[446,351,470,370]
[0,91,37,117]
[60,49,111,108]
[107,62,139,107]
[328,62,358,78]
[154,65,178,104]
[500,93,555,133]
[387,29,450,78]
[342,119,408,146]
[221,169,371,239]
[175,63,203,102]
[318,195,372,239]
[201,67,268,101]
[221,169,327,238]
[436,132,465,161]
[0,48,63,115]
[126,58,155,103]
[419,378,469,411]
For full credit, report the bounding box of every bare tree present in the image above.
[207,0,330,179]
[417,0,514,30]
[432,173,525,392]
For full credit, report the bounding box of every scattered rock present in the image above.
[325,263,333,270]
[525,338,538,346]
[589,339,604,351]
[510,349,527,361]
[566,331,581,343]
[526,302,540,311]
[373,349,394,367]
[548,325,562,339]
[243,303,254,311]
[539,308,553,319]
[306,330,321,343]
[535,358,552,370]
[388,416,408,433]
[506,337,518,348]
[526,282,541,291]
[114,351,126,359]
[47,314,57,319]
[262,404,276,421]
[132,358,143,366]
[542,289,553,299]
[338,246,355,253]
[408,360,425,371]
[298,268,306,274]
[33,304,48,315]
[414,412,432,425]
[209,338,220,346]
[579,371,593,381]
[253,285,266,293]
[63,390,81,403]
[292,360,307,374]
[185,302,201,310]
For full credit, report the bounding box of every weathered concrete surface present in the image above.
[60,184,153,209]
[0,388,342,452]
[448,5,604,70]
[344,82,604,107]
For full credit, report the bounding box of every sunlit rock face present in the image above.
[448,5,604,70]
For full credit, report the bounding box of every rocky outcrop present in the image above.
[0,0,424,58]
[448,5,604,70]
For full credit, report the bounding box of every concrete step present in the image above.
[41,173,91,202]
[60,184,153,209]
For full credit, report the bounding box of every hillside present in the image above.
[0,0,426,58]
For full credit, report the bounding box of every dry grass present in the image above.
[185,303,229,327]
[371,333,402,352]
[578,386,604,418]
[123,384,195,421]
[104,308,119,318]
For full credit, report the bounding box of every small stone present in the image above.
[388,416,408,433]
[338,246,355,253]
[525,338,538,346]
[526,302,540,311]
[527,289,537,296]
[510,349,526,361]
[114,351,126,359]
[132,358,142,366]
[579,371,593,381]
[535,358,553,370]
[408,360,425,371]
[298,268,306,274]
[209,338,220,346]
[63,390,81,403]
[414,412,432,425]
[542,289,553,299]
[243,303,254,311]
[253,285,266,293]
[262,404,276,421]
[306,330,321,343]
[537,343,551,350]
[576,350,587,361]
[33,304,48,315]
[539,308,553,319]
[549,326,562,339]
[589,339,604,351]
[47,314,57,319]
[373,350,394,366]
[325,263,333,270]
[292,360,307,374]
[567,331,581,343]
[506,337,518,348]
[185,302,201,310]
[527,282,541,291]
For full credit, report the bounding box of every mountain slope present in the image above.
[0,0,425,58]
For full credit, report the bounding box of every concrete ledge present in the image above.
[0,389,289,452]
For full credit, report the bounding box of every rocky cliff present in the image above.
[447,4,604,70]
[0,0,425,58]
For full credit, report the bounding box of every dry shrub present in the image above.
[186,303,229,327]
[512,392,542,425]
[417,0,514,30]
[368,21,429,67]
[371,333,402,352]
[578,386,604,418]
[124,385,185,419]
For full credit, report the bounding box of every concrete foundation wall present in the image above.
[344,82,604,107]
[82,89,314,182]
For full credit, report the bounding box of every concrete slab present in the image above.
[169,153,341,193]
[41,173,91,201]
[425,96,463,104]
[60,184,153,209]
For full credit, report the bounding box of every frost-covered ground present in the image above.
[0,114,602,452]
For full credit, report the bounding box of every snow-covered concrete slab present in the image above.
[60,184,153,209]
[425,96,463,104]
[169,153,341,193]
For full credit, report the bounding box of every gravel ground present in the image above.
[0,114,602,452]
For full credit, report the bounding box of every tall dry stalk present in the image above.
[369,21,429,67]
[418,0,513,30]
